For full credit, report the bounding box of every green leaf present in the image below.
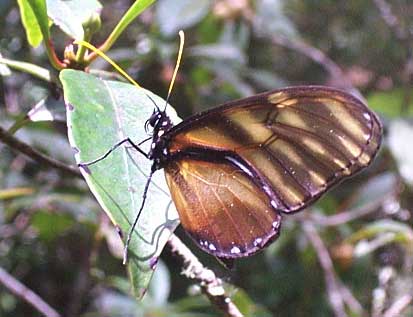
[17,0,44,47]
[46,0,102,40]
[26,0,50,45]
[0,56,52,82]
[156,0,212,36]
[31,211,75,241]
[367,88,413,118]
[349,220,413,255]
[60,70,180,298]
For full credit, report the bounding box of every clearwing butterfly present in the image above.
[75,38,381,261]
[81,85,382,260]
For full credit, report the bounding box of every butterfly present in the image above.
[80,85,382,260]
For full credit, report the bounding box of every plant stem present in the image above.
[0,57,53,82]
[166,234,244,317]
[0,266,61,317]
[0,126,81,178]
[86,0,155,63]
[45,39,66,70]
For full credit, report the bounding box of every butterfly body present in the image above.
[145,85,382,259]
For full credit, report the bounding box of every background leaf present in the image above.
[46,0,102,40]
[253,0,298,37]
[367,88,413,118]
[16,0,44,47]
[28,95,66,122]
[156,0,212,36]
[26,0,50,44]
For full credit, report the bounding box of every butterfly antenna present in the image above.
[164,30,185,112]
[75,40,168,114]
[74,40,142,89]
[146,93,161,113]
[123,170,154,265]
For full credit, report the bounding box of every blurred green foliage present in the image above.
[1,0,412,316]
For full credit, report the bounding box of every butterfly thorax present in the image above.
[147,110,174,171]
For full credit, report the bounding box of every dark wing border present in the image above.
[166,85,382,141]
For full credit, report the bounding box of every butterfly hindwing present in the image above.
[164,158,282,258]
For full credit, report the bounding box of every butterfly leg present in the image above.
[78,137,148,168]
[124,136,151,150]
[123,170,154,264]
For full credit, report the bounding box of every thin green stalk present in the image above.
[0,57,53,82]
[86,0,155,63]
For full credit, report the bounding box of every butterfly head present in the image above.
[145,109,172,133]
[147,109,173,167]
[148,110,162,127]
[144,91,174,133]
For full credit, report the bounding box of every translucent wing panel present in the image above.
[168,86,382,212]
[164,159,281,258]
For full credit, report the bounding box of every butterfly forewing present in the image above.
[167,86,381,209]
[163,86,382,258]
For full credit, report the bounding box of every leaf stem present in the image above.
[0,56,54,82]
[45,39,66,70]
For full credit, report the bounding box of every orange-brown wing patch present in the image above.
[168,86,382,213]
[164,159,281,258]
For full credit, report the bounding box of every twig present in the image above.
[66,249,91,316]
[265,34,360,97]
[0,266,61,317]
[0,126,81,178]
[270,34,344,81]
[373,0,408,41]
[383,294,413,317]
[372,267,394,317]
[337,282,363,314]
[166,234,243,317]
[296,193,388,226]
[303,222,348,317]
